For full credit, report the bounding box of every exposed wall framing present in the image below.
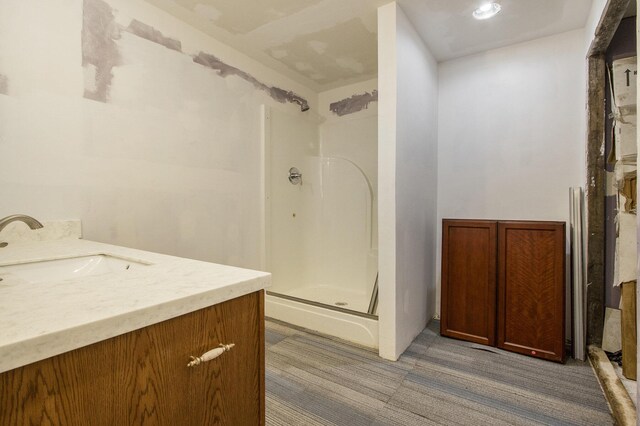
[586,0,631,346]
[586,54,607,346]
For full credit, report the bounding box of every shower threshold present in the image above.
[265,292,379,348]
[266,291,377,320]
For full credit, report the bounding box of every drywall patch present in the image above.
[174,0,318,34]
[0,74,8,95]
[268,18,377,85]
[126,20,182,52]
[81,1,309,110]
[193,52,309,111]
[329,90,378,117]
[335,57,365,74]
[268,87,309,111]
[193,3,222,22]
[82,0,121,102]
[270,49,288,59]
[308,40,328,55]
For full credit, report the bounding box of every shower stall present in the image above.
[263,105,379,347]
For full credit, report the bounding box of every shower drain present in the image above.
[334,302,348,306]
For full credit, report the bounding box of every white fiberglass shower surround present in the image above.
[262,99,379,348]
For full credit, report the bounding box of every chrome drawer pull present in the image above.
[187,343,235,367]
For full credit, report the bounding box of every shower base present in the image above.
[265,289,379,348]
[283,285,370,312]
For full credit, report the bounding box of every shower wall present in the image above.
[266,107,320,294]
[318,79,379,301]
[319,78,378,251]
[266,78,378,315]
[317,157,374,297]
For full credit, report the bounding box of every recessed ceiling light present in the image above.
[473,2,502,20]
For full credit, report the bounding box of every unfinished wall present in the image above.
[605,17,637,308]
[0,0,315,268]
[436,29,587,315]
[636,3,639,411]
[378,2,438,360]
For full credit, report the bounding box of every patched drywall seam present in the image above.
[0,74,8,95]
[193,52,309,111]
[126,20,182,52]
[82,0,121,102]
[329,90,377,116]
[82,0,309,110]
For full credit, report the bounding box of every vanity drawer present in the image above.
[0,291,265,426]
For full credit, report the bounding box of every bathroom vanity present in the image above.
[0,225,269,425]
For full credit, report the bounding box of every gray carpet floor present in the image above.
[265,320,613,425]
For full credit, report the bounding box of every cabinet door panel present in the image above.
[497,222,565,362]
[441,220,497,345]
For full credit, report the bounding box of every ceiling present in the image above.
[398,0,594,62]
[145,0,387,91]
[145,0,596,92]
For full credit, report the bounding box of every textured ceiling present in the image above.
[145,0,596,91]
[145,0,387,91]
[170,0,320,34]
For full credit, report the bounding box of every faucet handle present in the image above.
[288,167,302,185]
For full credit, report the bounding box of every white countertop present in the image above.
[0,237,270,374]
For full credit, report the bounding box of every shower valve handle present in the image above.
[288,167,302,185]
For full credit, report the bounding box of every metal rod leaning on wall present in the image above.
[570,186,587,360]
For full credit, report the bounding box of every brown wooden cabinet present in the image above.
[0,291,265,426]
[441,219,565,362]
[441,220,497,346]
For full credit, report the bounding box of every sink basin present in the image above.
[0,255,149,283]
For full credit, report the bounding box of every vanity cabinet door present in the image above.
[497,222,565,362]
[0,291,265,426]
[441,219,497,346]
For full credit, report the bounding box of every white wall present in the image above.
[0,0,315,269]
[436,29,587,314]
[378,2,438,360]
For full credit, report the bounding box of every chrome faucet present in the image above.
[0,214,44,233]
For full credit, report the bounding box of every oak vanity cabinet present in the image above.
[0,291,265,426]
[441,220,565,362]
